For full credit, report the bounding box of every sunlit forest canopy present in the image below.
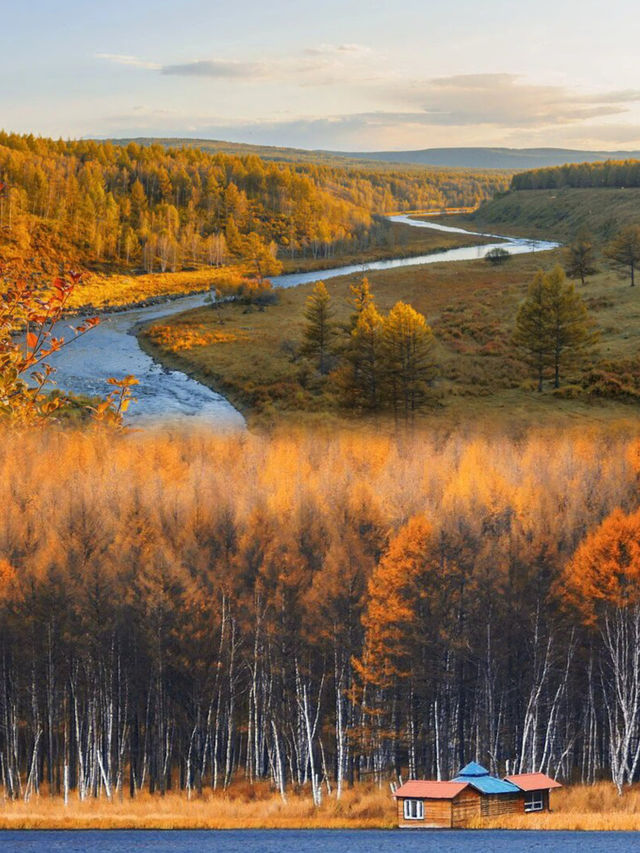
[1,427,639,798]
[0,131,509,275]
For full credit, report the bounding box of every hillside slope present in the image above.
[465,187,640,240]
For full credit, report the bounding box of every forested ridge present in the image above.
[511,159,640,190]
[0,132,507,277]
[1,428,640,800]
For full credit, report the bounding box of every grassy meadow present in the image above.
[460,187,640,241]
[139,246,640,429]
[2,783,640,830]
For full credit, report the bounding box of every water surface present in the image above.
[0,829,632,853]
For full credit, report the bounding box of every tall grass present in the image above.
[0,783,394,830]
[4,783,640,830]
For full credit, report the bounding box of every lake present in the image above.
[0,829,634,853]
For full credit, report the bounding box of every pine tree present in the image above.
[348,276,374,330]
[301,281,335,375]
[513,270,552,392]
[382,302,437,422]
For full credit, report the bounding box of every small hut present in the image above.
[505,772,562,812]
[393,780,482,828]
[393,763,562,827]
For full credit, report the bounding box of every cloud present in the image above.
[161,59,266,79]
[394,73,640,128]
[95,53,160,70]
[304,43,372,56]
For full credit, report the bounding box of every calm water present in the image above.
[44,217,558,425]
[0,829,633,853]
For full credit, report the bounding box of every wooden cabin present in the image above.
[452,761,522,816]
[393,780,482,828]
[505,772,562,813]
[393,763,562,828]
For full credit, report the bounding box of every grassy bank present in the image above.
[2,782,640,830]
[139,247,640,430]
[472,782,640,831]
[59,218,487,312]
[0,784,393,830]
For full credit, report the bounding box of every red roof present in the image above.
[394,780,469,800]
[504,772,562,792]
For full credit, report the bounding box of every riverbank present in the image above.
[2,782,640,830]
[137,246,640,431]
[63,219,488,314]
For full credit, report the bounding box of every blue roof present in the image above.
[453,762,520,795]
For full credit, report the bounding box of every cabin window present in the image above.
[403,799,424,820]
[524,791,544,812]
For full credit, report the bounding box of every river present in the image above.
[43,217,558,425]
[0,829,633,853]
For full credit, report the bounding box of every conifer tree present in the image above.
[382,302,437,421]
[605,225,640,286]
[514,266,597,391]
[564,232,598,286]
[301,281,335,375]
[347,302,385,410]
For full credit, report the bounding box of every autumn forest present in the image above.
[3,123,640,833]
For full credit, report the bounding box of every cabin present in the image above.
[505,772,563,813]
[393,780,482,828]
[393,762,562,828]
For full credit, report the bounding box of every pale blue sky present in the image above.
[3,0,640,150]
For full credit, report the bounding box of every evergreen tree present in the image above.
[301,281,335,375]
[513,270,552,392]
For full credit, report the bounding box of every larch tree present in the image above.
[561,508,640,792]
[382,301,437,422]
[564,232,598,286]
[347,302,385,411]
[513,270,553,392]
[301,281,335,375]
[545,266,598,388]
[605,225,640,287]
[514,266,597,390]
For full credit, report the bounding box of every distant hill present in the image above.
[108,138,640,171]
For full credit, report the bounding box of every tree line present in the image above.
[0,132,507,276]
[511,159,640,191]
[0,427,638,800]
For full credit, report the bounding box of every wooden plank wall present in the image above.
[481,793,524,816]
[396,797,453,828]
[451,789,482,827]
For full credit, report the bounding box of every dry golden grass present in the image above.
[0,783,394,830]
[3,782,640,830]
[67,267,247,311]
[471,782,640,831]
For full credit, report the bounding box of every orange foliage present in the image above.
[561,507,640,622]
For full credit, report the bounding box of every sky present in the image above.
[3,0,640,151]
